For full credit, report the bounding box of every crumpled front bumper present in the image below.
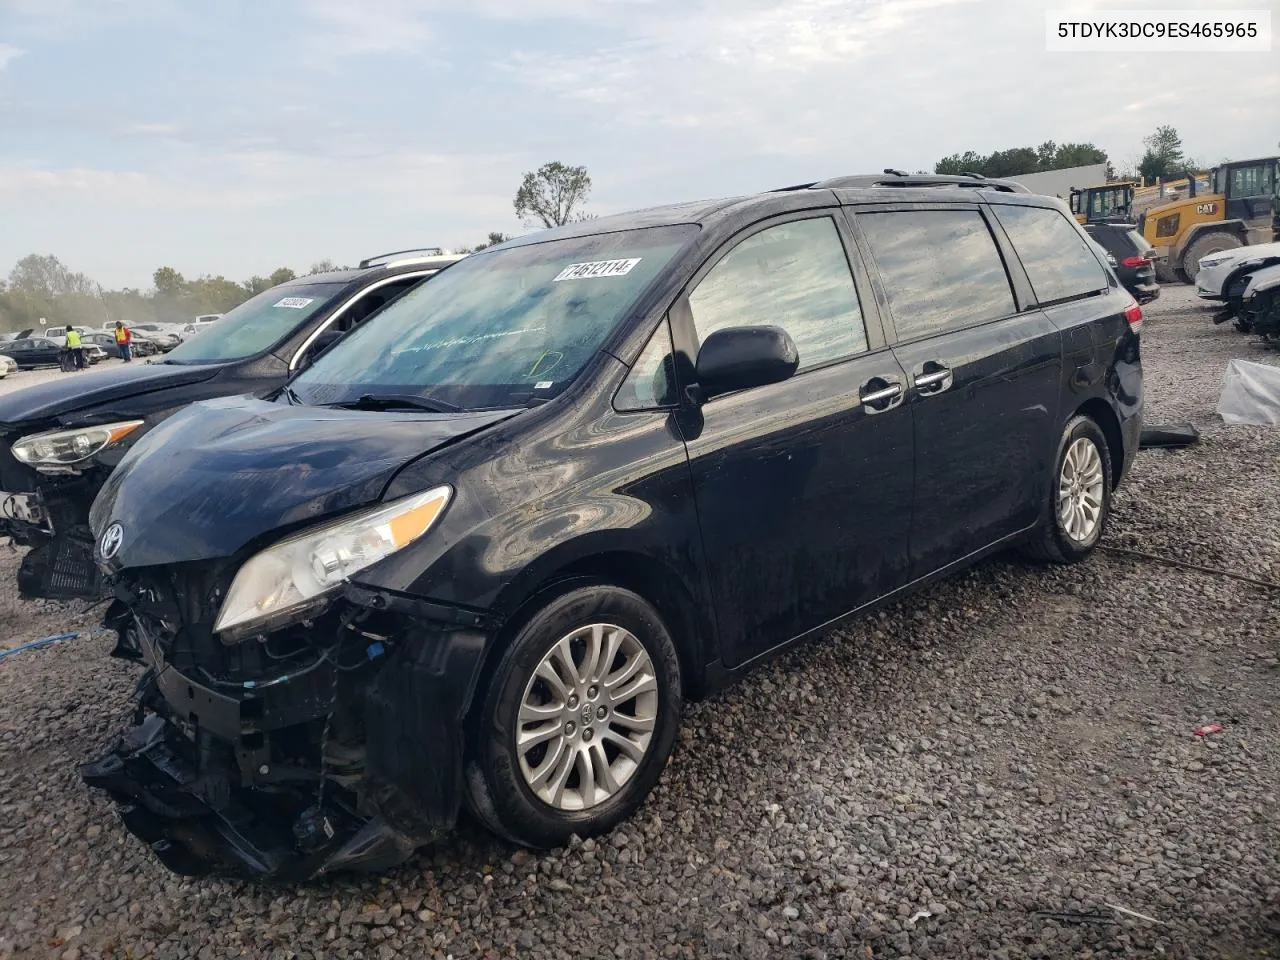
[80,589,491,881]
[80,715,426,881]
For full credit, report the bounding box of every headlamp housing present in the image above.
[213,485,452,641]
[11,421,145,473]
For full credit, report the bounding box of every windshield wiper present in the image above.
[340,393,461,414]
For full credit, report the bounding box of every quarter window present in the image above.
[688,217,868,371]
[615,318,677,411]
[992,204,1110,305]
[859,210,1016,339]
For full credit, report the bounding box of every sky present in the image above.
[1,0,1276,289]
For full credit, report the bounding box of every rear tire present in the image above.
[465,585,682,848]
[1182,232,1243,282]
[1021,415,1112,565]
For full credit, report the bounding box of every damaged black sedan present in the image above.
[82,174,1143,880]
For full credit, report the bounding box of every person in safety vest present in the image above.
[64,325,85,371]
[114,321,133,362]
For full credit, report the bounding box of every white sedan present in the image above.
[1196,242,1280,301]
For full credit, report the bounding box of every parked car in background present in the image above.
[0,355,18,379]
[128,323,183,351]
[82,332,159,359]
[4,337,66,369]
[1196,241,1280,302]
[80,175,1144,880]
[83,344,108,365]
[1085,223,1159,304]
[0,249,465,603]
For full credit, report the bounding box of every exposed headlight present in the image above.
[11,420,145,472]
[1199,252,1234,268]
[213,485,452,640]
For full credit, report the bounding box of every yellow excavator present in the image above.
[1136,156,1280,281]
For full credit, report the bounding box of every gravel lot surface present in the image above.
[1,287,1278,959]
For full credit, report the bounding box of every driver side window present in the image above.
[688,217,868,372]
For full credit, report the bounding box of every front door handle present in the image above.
[860,376,904,414]
[913,361,953,396]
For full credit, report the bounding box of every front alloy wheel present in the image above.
[517,623,659,810]
[466,586,682,848]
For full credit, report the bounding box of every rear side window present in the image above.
[858,209,1016,339]
[992,204,1109,305]
[689,217,868,371]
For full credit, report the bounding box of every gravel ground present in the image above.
[1,286,1278,959]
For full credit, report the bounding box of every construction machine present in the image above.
[1070,181,1139,224]
[1137,156,1280,282]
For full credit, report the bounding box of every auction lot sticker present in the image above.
[553,259,642,282]
[275,297,316,309]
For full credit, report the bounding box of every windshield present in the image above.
[163,282,344,364]
[292,225,699,410]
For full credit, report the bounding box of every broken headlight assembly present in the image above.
[213,485,452,642]
[11,420,145,473]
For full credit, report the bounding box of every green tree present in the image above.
[1138,125,1190,182]
[269,267,297,286]
[308,259,339,275]
[1036,141,1058,171]
[461,231,510,253]
[1052,142,1109,170]
[152,266,186,297]
[514,162,592,229]
[934,151,984,175]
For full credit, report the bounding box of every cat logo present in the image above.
[1196,202,1218,215]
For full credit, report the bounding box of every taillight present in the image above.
[1121,255,1149,268]
[1124,302,1143,333]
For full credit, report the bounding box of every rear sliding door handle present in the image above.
[913,362,953,396]
[860,377,904,414]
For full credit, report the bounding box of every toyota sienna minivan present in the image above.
[81,173,1143,879]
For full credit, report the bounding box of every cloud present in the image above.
[0,43,22,69]
[304,0,435,54]
[123,122,182,136]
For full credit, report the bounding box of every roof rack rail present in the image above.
[358,247,446,269]
[803,173,1030,194]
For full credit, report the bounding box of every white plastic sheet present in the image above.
[1217,359,1280,426]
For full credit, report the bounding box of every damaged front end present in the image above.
[81,570,490,881]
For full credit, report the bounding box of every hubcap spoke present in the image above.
[609,710,656,734]
[603,729,646,763]
[608,670,658,706]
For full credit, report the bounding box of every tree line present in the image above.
[934,125,1202,183]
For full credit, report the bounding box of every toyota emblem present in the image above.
[100,522,125,560]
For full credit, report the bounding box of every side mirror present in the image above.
[692,325,799,402]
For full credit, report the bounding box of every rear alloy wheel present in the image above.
[466,586,681,848]
[1022,415,1112,564]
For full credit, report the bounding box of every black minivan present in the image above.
[0,251,461,600]
[81,174,1143,880]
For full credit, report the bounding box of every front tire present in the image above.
[1022,415,1112,564]
[465,586,682,848]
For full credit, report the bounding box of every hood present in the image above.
[0,361,220,425]
[1216,242,1280,268]
[90,394,516,569]
[1245,263,1280,296]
